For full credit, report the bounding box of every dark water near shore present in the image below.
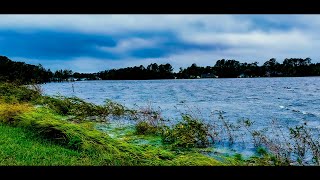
[41,77,320,157]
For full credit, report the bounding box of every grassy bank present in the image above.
[0,124,96,166]
[2,82,318,166]
[0,83,226,166]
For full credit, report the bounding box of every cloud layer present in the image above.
[0,15,319,72]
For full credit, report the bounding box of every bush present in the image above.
[16,107,107,151]
[0,103,33,125]
[103,99,127,116]
[0,103,86,150]
[162,115,210,148]
[37,96,73,115]
[135,121,159,135]
[37,96,128,122]
[132,103,166,136]
[0,83,42,103]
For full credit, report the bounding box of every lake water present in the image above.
[41,77,320,156]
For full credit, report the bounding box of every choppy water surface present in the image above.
[41,77,320,157]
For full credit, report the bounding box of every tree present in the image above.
[214,59,241,78]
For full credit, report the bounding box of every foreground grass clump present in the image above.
[162,115,211,148]
[134,112,211,149]
[35,96,130,122]
[0,103,33,125]
[0,83,41,103]
[136,121,159,135]
[0,124,95,165]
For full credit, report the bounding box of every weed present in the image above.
[135,121,159,135]
[0,83,41,103]
[162,114,210,148]
[0,103,33,125]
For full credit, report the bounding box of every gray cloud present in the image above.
[2,15,320,72]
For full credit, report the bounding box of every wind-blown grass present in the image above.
[0,124,94,166]
[0,99,223,165]
[6,82,320,166]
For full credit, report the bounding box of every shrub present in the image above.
[0,83,41,103]
[17,107,105,151]
[37,96,129,122]
[234,153,244,161]
[0,103,33,125]
[162,114,210,148]
[103,100,127,116]
[135,121,159,135]
[132,103,166,136]
[37,96,73,115]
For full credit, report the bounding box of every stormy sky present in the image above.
[0,15,318,72]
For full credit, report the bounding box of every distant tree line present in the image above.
[177,58,320,78]
[0,56,101,84]
[98,58,320,79]
[2,55,320,84]
[97,63,174,80]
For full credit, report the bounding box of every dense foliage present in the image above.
[2,55,320,84]
[177,58,320,78]
[98,63,174,80]
[0,83,223,166]
[0,56,52,84]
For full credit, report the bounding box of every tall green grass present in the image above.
[0,124,95,166]
[0,82,240,166]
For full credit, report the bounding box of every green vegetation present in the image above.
[0,124,97,166]
[0,56,52,84]
[0,83,224,166]
[35,96,129,121]
[136,121,159,135]
[2,55,320,84]
[1,82,319,166]
[98,63,174,80]
[133,113,212,149]
[177,58,320,78]
[161,115,211,148]
[97,58,320,79]
[128,100,320,165]
[0,83,41,103]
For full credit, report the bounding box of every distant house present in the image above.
[201,73,218,78]
[67,77,77,82]
[189,75,201,79]
[237,73,248,78]
[95,76,102,80]
[79,78,88,81]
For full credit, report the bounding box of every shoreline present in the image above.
[1,82,319,165]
